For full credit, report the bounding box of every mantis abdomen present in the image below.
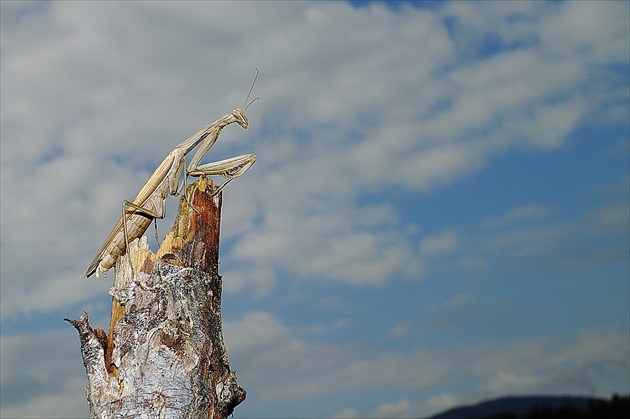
[86,188,168,278]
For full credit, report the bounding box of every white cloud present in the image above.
[484,226,574,257]
[482,371,542,394]
[539,1,630,63]
[389,323,410,338]
[374,399,416,418]
[472,329,630,397]
[426,393,460,415]
[421,231,460,255]
[587,203,630,235]
[431,293,488,330]
[485,205,552,227]
[226,196,420,289]
[476,205,628,273]
[224,311,289,351]
[333,398,446,419]
[331,407,362,419]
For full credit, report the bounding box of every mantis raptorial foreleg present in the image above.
[85,71,259,278]
[188,154,257,195]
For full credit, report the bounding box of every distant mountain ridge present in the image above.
[428,394,629,419]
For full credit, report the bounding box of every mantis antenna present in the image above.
[243,68,259,111]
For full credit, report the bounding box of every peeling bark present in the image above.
[67,178,245,418]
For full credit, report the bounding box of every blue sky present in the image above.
[1,1,628,418]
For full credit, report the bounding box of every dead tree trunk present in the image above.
[67,177,246,419]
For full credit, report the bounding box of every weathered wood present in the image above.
[67,177,245,418]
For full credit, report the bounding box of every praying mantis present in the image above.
[85,74,258,278]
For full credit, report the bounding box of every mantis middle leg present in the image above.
[121,193,167,266]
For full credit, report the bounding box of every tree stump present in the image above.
[67,177,246,418]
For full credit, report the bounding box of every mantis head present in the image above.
[232,108,249,129]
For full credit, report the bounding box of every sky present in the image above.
[0,1,628,418]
